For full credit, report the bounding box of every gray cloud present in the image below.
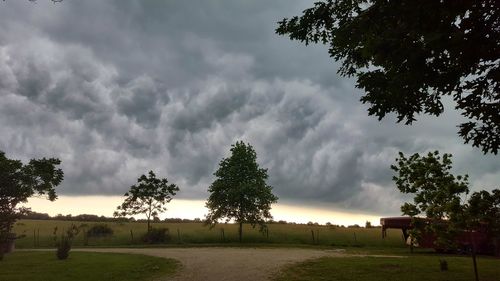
[0,0,498,216]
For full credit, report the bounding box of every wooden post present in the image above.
[311,229,315,244]
[469,230,479,281]
[37,228,40,247]
[353,232,357,245]
[130,229,134,244]
[221,228,225,242]
[177,228,181,243]
[33,229,36,248]
[83,229,88,246]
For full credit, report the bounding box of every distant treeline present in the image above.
[20,211,202,223]
[21,211,378,228]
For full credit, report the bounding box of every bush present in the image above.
[439,259,448,271]
[56,238,71,260]
[86,224,114,238]
[53,224,79,260]
[141,228,171,244]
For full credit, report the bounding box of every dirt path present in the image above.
[74,247,351,281]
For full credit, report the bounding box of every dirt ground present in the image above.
[75,247,351,281]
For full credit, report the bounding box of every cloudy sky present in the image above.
[1,0,498,224]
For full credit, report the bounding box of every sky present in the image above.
[1,0,498,225]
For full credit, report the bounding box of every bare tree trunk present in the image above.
[239,222,243,242]
[472,251,479,281]
[469,230,479,281]
[147,215,151,233]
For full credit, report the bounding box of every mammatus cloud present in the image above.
[0,0,498,215]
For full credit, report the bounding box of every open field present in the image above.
[273,255,500,281]
[13,219,498,281]
[13,219,406,248]
[0,251,178,281]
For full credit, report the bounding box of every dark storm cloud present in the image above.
[0,0,498,215]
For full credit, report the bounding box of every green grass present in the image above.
[0,251,178,281]
[13,220,406,248]
[273,255,500,281]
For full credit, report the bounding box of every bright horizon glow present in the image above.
[25,196,386,226]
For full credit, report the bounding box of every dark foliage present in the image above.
[141,228,171,244]
[86,224,114,238]
[0,151,63,254]
[277,0,500,154]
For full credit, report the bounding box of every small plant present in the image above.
[439,259,448,271]
[141,228,171,244]
[56,237,71,260]
[86,224,114,238]
[53,224,80,260]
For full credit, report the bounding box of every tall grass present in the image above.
[13,219,407,248]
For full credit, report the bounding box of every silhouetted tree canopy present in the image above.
[114,171,179,232]
[277,0,500,154]
[0,151,63,235]
[205,141,278,242]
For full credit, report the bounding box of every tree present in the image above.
[277,0,500,154]
[391,151,500,280]
[205,141,278,242]
[466,189,500,256]
[0,151,63,256]
[0,151,63,234]
[114,171,179,232]
[391,151,469,248]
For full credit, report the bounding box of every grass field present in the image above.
[7,220,500,281]
[0,251,178,281]
[13,219,406,249]
[273,255,500,281]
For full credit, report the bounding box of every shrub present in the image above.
[141,228,171,244]
[439,259,448,271]
[56,238,71,260]
[86,224,114,238]
[53,224,79,260]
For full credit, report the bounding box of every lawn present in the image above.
[0,251,179,281]
[274,254,500,281]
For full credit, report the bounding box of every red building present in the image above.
[380,217,498,256]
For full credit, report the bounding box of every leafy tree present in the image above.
[466,189,500,256]
[114,171,179,232]
[0,151,63,236]
[391,151,469,248]
[391,151,500,280]
[277,0,500,154]
[205,141,278,242]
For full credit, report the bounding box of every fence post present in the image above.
[130,229,134,244]
[83,229,88,246]
[221,228,225,242]
[177,228,181,243]
[311,229,316,244]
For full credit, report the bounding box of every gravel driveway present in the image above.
[75,247,348,281]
